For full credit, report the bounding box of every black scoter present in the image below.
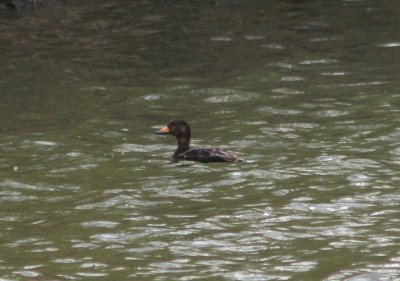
[155,119,243,163]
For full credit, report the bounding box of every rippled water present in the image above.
[1,0,400,280]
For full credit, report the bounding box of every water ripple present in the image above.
[1,1,400,280]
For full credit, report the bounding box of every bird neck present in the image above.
[176,136,190,153]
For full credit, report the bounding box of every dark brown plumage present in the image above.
[155,119,243,163]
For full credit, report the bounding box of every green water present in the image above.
[1,1,400,280]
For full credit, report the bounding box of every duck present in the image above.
[155,119,243,163]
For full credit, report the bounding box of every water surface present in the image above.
[1,0,400,280]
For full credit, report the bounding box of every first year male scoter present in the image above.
[156,119,243,163]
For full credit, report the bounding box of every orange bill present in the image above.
[156,126,170,134]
